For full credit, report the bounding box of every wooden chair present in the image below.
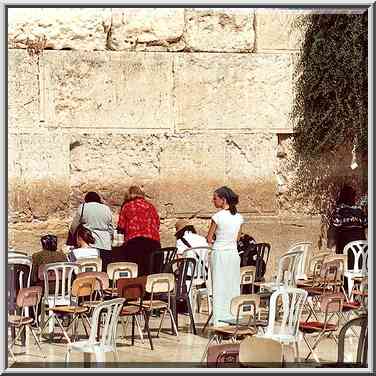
[201,294,259,362]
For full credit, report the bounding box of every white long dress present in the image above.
[210,209,243,326]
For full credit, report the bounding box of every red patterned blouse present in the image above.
[117,198,160,242]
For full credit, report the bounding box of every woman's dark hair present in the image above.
[337,185,357,206]
[175,225,197,240]
[40,234,58,251]
[215,186,239,215]
[76,224,95,245]
[84,191,102,203]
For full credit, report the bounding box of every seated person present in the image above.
[32,234,67,283]
[175,219,209,256]
[68,224,100,261]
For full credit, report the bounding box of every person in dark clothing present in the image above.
[327,185,367,269]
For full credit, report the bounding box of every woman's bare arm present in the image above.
[206,220,217,245]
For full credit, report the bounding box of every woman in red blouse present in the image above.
[117,185,161,276]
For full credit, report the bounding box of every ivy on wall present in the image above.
[289,10,368,248]
[292,11,368,158]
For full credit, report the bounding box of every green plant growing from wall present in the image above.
[290,11,368,248]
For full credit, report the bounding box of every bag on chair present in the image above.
[66,204,85,247]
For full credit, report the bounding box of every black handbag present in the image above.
[66,204,85,247]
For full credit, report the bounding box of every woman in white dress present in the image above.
[206,186,243,326]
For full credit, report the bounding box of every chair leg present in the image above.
[65,349,71,363]
[121,316,128,339]
[157,309,167,338]
[201,334,217,363]
[113,349,119,362]
[28,325,45,356]
[167,308,178,336]
[293,341,300,362]
[187,297,197,335]
[131,316,135,346]
[143,311,154,350]
[135,315,144,343]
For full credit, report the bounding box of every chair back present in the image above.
[107,262,138,288]
[9,251,28,258]
[76,271,110,292]
[319,293,344,314]
[240,266,256,286]
[343,240,368,274]
[307,252,331,279]
[265,287,308,339]
[170,258,197,298]
[41,262,79,302]
[230,294,259,321]
[117,276,147,302]
[16,286,43,308]
[77,257,102,273]
[88,298,125,348]
[287,241,312,280]
[71,276,97,301]
[8,256,32,290]
[146,273,175,294]
[275,250,304,287]
[182,246,211,286]
[239,336,283,365]
[254,243,271,282]
[150,247,178,274]
[319,259,343,287]
[16,286,43,325]
[337,314,368,366]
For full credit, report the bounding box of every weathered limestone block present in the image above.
[69,133,161,212]
[8,50,40,130]
[184,8,255,52]
[225,134,278,214]
[109,8,185,51]
[159,134,225,217]
[40,51,174,130]
[174,53,293,132]
[8,8,110,50]
[8,132,70,222]
[255,9,306,51]
[9,219,71,255]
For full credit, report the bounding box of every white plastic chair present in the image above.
[240,265,256,294]
[287,241,312,280]
[40,262,80,336]
[182,246,212,314]
[65,298,125,364]
[261,250,304,292]
[261,287,308,361]
[343,241,368,299]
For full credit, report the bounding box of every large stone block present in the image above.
[225,134,278,213]
[8,132,70,222]
[159,134,225,217]
[184,8,255,52]
[8,8,110,50]
[40,51,174,130]
[255,9,306,51]
[8,50,40,130]
[69,133,161,212]
[174,53,293,132]
[109,8,185,51]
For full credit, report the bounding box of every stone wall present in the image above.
[9,8,352,261]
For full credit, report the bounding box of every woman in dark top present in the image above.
[327,184,367,269]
